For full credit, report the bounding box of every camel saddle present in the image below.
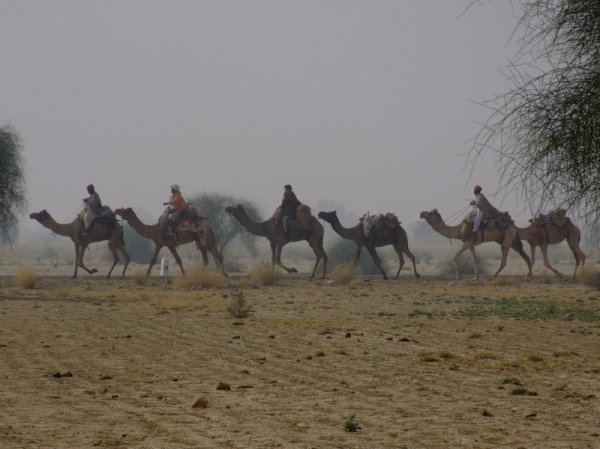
[529,208,568,228]
[80,206,117,228]
[275,203,312,230]
[463,210,513,230]
[529,209,568,245]
[360,212,401,238]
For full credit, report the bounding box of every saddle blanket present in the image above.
[176,219,207,247]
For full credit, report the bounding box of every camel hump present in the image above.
[296,203,312,226]
[532,208,569,228]
[361,212,400,237]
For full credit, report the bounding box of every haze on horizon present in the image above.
[1,1,527,235]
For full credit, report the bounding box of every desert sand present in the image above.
[1,272,599,449]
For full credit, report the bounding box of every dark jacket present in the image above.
[281,189,301,219]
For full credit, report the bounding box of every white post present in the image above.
[160,257,169,276]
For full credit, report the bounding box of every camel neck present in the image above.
[42,217,77,238]
[125,212,158,238]
[234,209,272,237]
[429,218,462,240]
[329,216,359,240]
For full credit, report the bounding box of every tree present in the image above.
[189,192,262,255]
[0,124,26,245]
[469,1,600,228]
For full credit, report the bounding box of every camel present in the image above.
[516,214,585,279]
[419,208,532,280]
[114,207,227,277]
[317,210,420,280]
[29,209,131,279]
[225,204,327,279]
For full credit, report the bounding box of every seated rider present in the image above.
[162,184,189,236]
[470,184,501,241]
[281,184,301,234]
[81,184,104,235]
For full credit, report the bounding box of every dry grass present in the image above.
[15,266,37,289]
[249,261,282,286]
[132,270,149,286]
[173,265,225,289]
[226,289,251,318]
[579,268,600,289]
[330,262,357,284]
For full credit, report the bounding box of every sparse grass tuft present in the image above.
[227,289,251,319]
[579,269,600,289]
[331,262,357,285]
[173,265,225,289]
[510,387,538,396]
[344,415,361,432]
[15,266,37,289]
[249,261,282,286]
[501,377,522,386]
[132,270,149,286]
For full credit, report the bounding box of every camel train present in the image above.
[29,188,585,281]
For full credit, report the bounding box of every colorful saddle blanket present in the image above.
[175,219,207,247]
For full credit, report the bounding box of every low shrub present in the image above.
[227,290,251,318]
[15,266,37,289]
[173,265,225,289]
[330,262,357,284]
[580,269,600,289]
[132,270,149,286]
[249,261,281,286]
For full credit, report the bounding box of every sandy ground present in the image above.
[1,274,600,449]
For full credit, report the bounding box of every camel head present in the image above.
[114,207,134,220]
[317,211,337,223]
[225,204,245,217]
[29,209,51,223]
[419,209,440,224]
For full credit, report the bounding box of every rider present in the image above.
[162,184,189,236]
[281,184,301,235]
[81,184,104,235]
[470,184,500,240]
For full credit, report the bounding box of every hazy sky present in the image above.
[1,1,525,231]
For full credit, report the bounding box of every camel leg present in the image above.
[510,241,533,280]
[105,244,120,279]
[354,246,362,267]
[198,245,209,265]
[568,242,586,280]
[77,245,98,276]
[72,243,80,279]
[118,245,131,278]
[270,240,277,267]
[275,243,297,273]
[395,245,420,279]
[539,245,562,278]
[146,245,163,276]
[207,245,228,277]
[167,246,186,275]
[307,244,322,280]
[394,250,405,280]
[529,243,536,269]
[492,245,510,279]
[366,246,388,280]
[453,244,472,280]
[307,239,328,280]
[320,245,328,278]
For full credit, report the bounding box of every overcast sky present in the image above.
[1,1,525,231]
